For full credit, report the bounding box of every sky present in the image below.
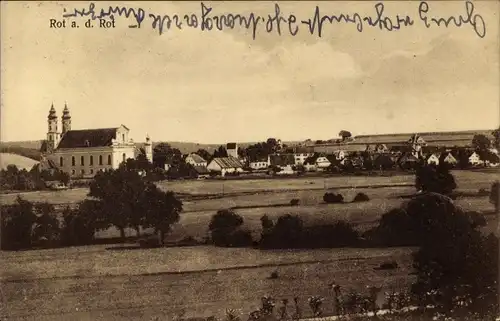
[1,1,499,144]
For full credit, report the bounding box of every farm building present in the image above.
[207,157,243,176]
[185,153,208,167]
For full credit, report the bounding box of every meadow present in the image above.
[1,169,499,320]
[1,245,414,320]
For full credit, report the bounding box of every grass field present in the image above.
[1,169,499,320]
[0,152,39,171]
[1,245,414,320]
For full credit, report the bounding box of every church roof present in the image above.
[57,128,118,149]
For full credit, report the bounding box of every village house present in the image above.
[315,155,331,171]
[441,152,458,166]
[468,152,482,166]
[207,156,244,176]
[426,153,440,166]
[194,166,211,179]
[289,146,315,165]
[249,158,269,170]
[374,144,389,154]
[268,154,295,175]
[332,150,346,161]
[40,104,151,178]
[185,153,208,167]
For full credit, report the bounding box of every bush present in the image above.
[259,215,359,249]
[209,209,250,247]
[259,214,303,249]
[363,208,415,247]
[323,192,344,204]
[301,221,359,248]
[352,192,370,202]
[290,199,300,206]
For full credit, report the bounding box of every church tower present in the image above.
[144,134,153,163]
[46,103,60,152]
[62,102,71,135]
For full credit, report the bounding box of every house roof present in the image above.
[269,154,295,166]
[57,128,118,149]
[194,166,210,174]
[211,157,243,168]
[187,153,206,164]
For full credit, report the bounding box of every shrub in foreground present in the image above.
[352,192,370,202]
[323,192,344,204]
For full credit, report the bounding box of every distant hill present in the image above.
[0,153,39,171]
[0,144,43,161]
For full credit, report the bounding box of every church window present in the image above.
[122,153,126,162]
[122,134,125,142]
[71,169,75,175]
[81,169,85,175]
[59,157,63,167]
[107,155,112,165]
[81,156,85,166]
[99,155,103,165]
[72,156,75,166]
[90,155,94,166]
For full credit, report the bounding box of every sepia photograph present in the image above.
[1,1,499,320]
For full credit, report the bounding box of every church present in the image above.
[41,103,152,178]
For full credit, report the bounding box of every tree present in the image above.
[472,134,491,166]
[88,168,147,240]
[492,128,500,149]
[208,209,245,246]
[142,185,182,245]
[88,167,182,242]
[374,155,394,171]
[490,181,499,212]
[60,201,107,246]
[415,165,456,196]
[167,162,198,179]
[410,193,498,314]
[213,145,228,158]
[196,149,211,162]
[1,196,37,250]
[153,143,182,168]
[32,202,60,246]
[338,130,352,141]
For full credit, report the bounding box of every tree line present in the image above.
[1,166,183,250]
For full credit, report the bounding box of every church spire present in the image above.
[62,101,71,134]
[48,103,57,119]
